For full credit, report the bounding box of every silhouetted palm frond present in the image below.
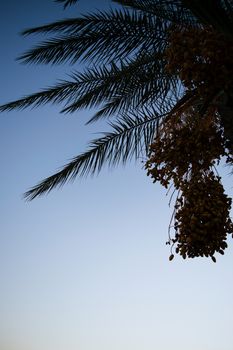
[24,108,162,200]
[60,54,179,117]
[0,80,79,111]
[0,52,179,120]
[19,10,165,65]
[113,0,199,26]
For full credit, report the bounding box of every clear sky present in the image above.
[1,1,233,350]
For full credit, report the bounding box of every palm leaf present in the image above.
[113,0,199,26]
[24,109,163,200]
[19,10,167,65]
[0,52,179,121]
[61,53,178,117]
[0,80,80,111]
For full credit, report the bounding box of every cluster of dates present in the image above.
[164,26,233,95]
[146,108,233,261]
[173,172,232,261]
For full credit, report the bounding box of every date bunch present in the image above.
[146,108,233,261]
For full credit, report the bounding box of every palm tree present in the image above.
[1,0,233,260]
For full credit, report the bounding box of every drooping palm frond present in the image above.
[19,10,165,65]
[0,53,179,120]
[61,53,179,117]
[21,2,187,37]
[54,0,79,9]
[24,109,162,200]
[21,18,89,36]
[0,80,80,111]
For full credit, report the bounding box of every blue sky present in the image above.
[1,1,233,350]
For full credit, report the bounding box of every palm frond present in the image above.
[0,80,80,111]
[113,0,199,27]
[85,76,177,123]
[21,18,88,36]
[61,53,178,117]
[54,0,79,9]
[24,109,163,200]
[19,10,167,65]
[0,51,179,118]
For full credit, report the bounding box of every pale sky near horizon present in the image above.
[1,1,233,350]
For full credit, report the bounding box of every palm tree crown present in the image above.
[1,0,233,260]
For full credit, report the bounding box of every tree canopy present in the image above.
[1,0,233,261]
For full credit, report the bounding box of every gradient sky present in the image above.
[1,1,233,350]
